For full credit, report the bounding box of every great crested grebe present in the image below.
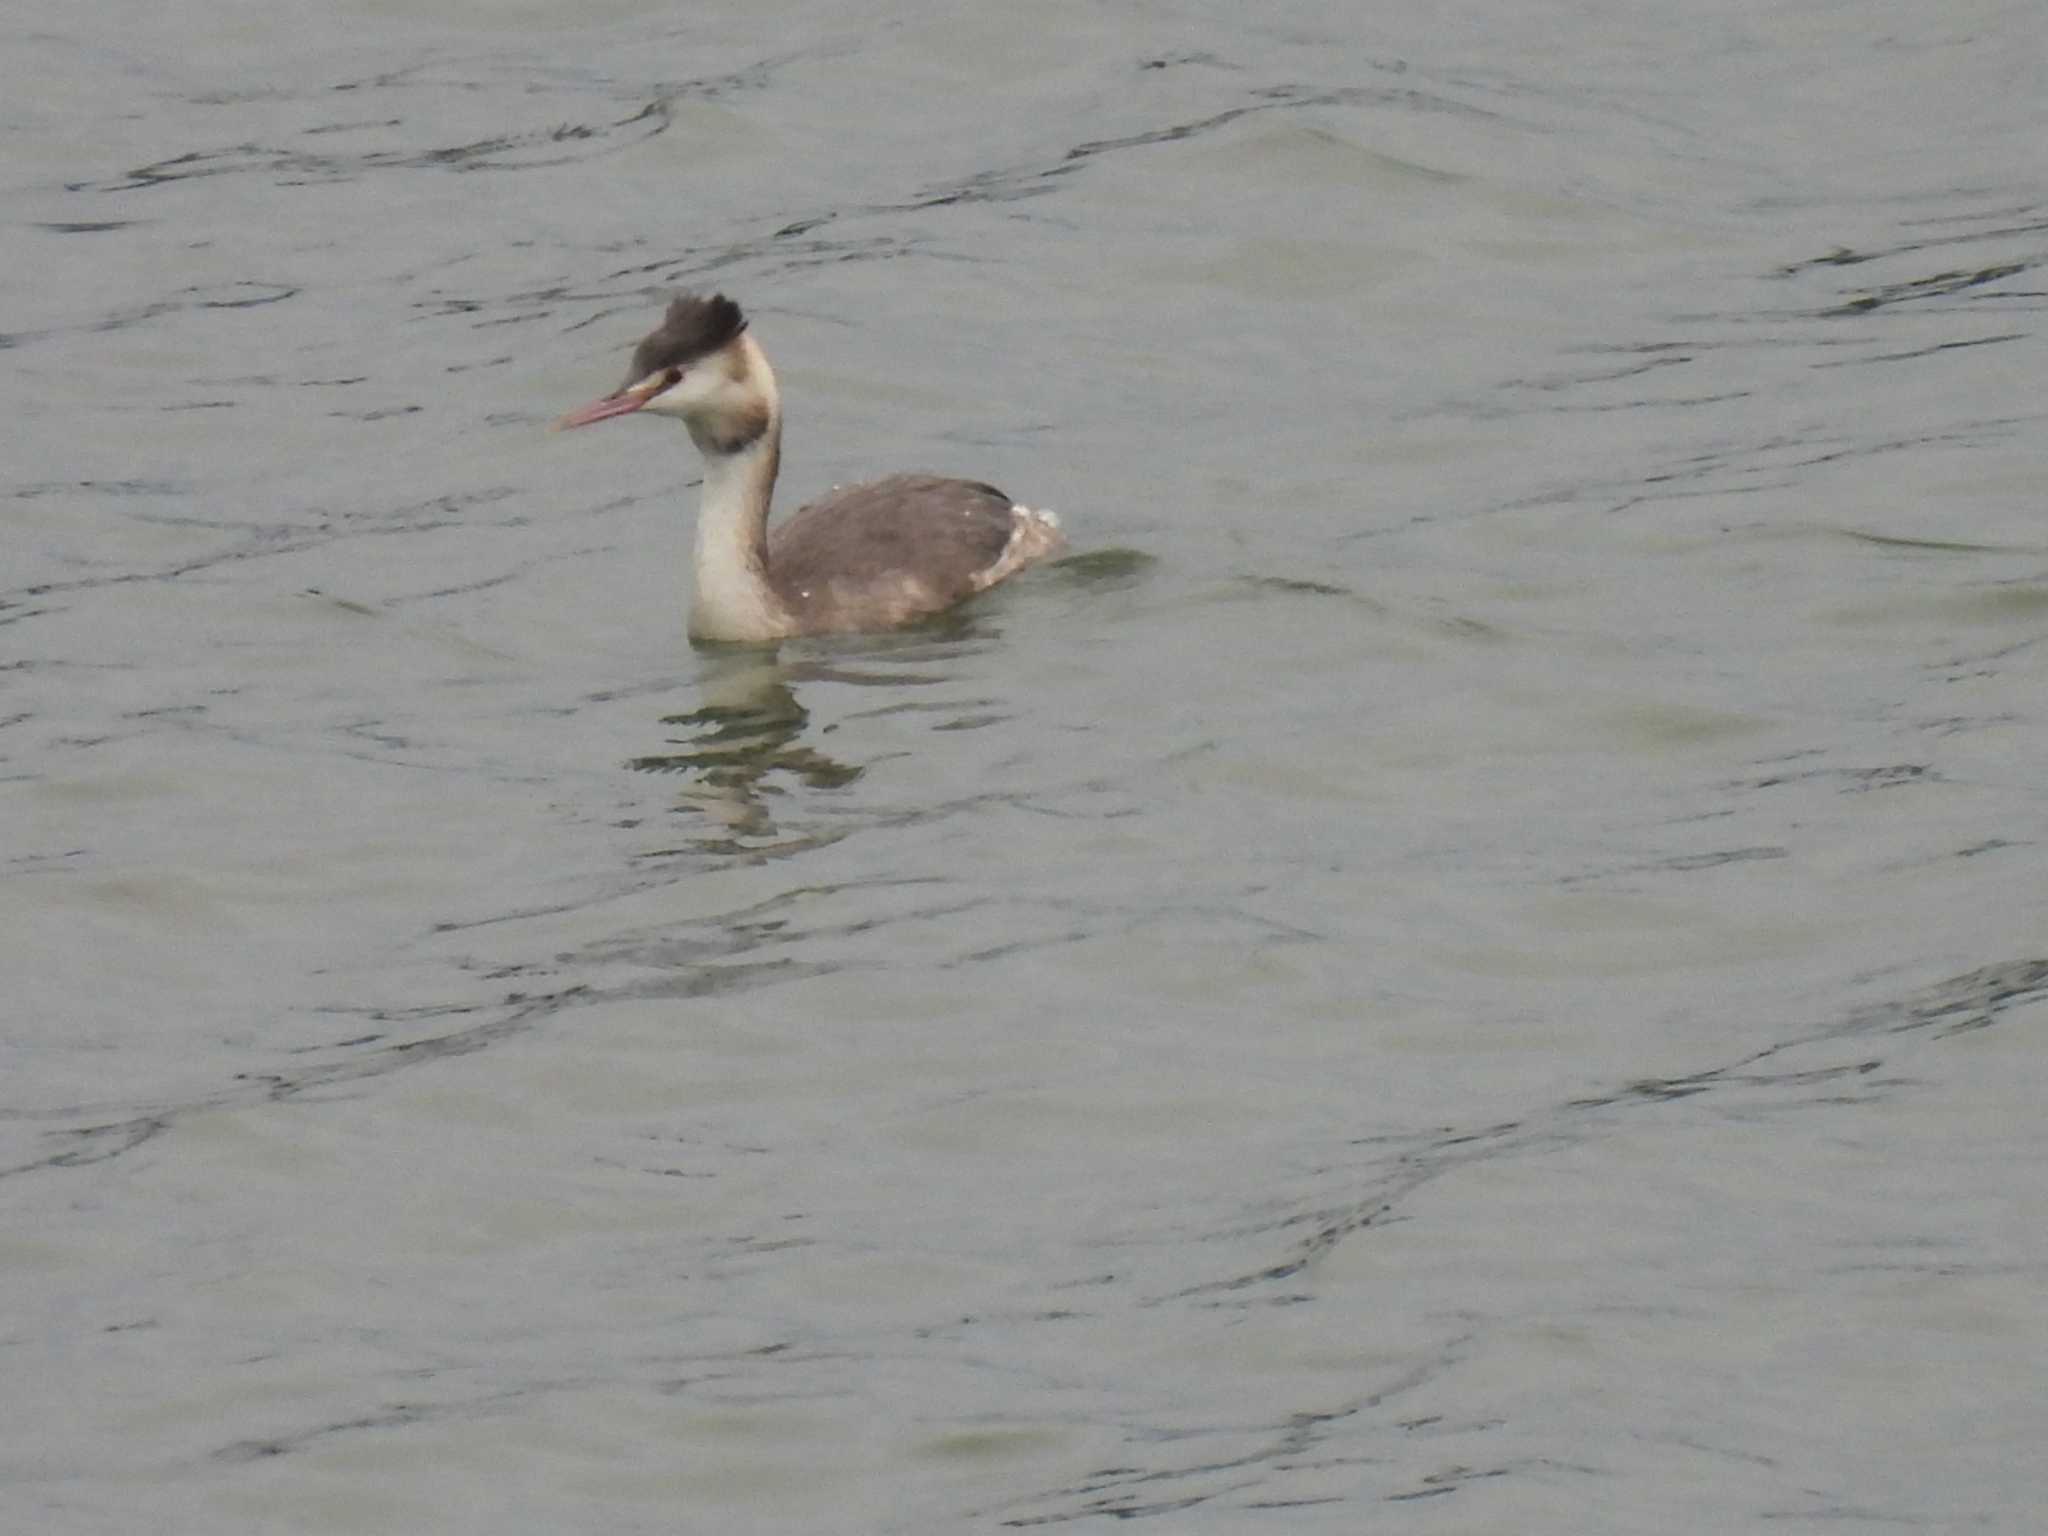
[556,293,1065,643]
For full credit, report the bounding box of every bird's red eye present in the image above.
[663,367,683,388]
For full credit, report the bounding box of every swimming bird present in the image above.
[556,294,1064,643]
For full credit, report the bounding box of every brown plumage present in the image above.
[627,294,748,383]
[769,474,1023,632]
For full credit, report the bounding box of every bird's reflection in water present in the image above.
[627,612,1057,857]
[626,652,861,853]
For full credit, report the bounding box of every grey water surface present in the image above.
[6,1,2048,1531]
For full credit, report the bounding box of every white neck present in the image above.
[688,422,789,643]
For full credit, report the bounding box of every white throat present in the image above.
[688,426,789,643]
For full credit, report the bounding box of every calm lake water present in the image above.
[5,2,2047,1531]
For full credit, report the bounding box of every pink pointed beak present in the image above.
[553,389,652,430]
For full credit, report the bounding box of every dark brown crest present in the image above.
[627,293,748,382]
